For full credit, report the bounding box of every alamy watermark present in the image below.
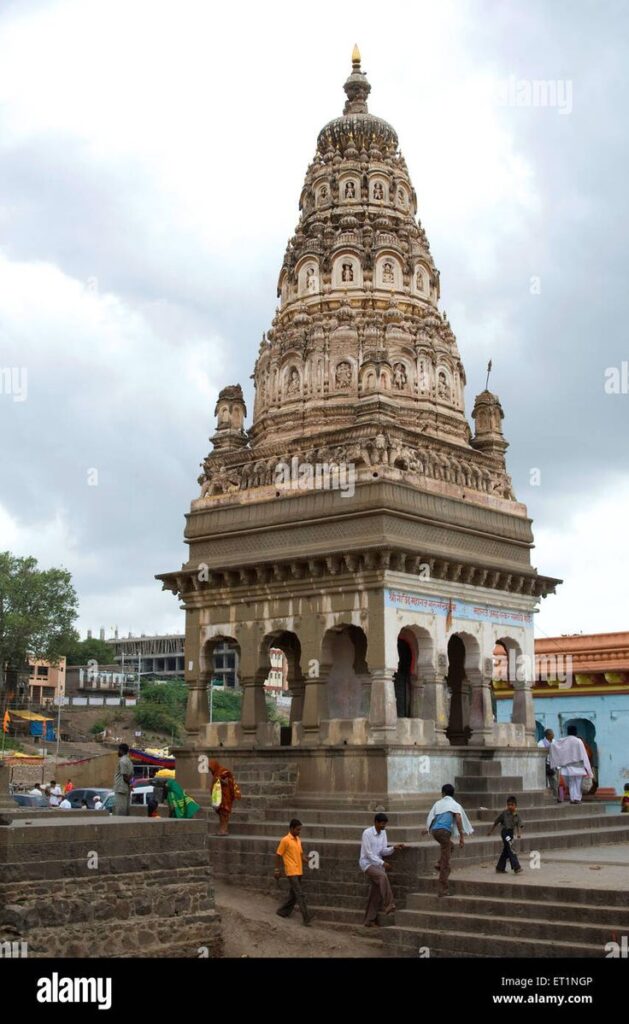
[604,362,629,394]
[494,651,574,688]
[274,457,356,498]
[496,76,573,115]
[0,366,28,402]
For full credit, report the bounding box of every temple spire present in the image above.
[343,44,370,115]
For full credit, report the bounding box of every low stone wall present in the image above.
[0,817,222,958]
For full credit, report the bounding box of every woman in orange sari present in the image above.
[209,759,239,835]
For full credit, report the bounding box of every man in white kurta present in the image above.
[549,728,593,803]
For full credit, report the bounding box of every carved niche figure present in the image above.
[437,370,450,401]
[287,369,301,396]
[383,261,395,285]
[306,267,318,294]
[319,185,328,202]
[418,360,428,391]
[373,181,384,200]
[397,187,408,207]
[344,181,356,199]
[415,270,424,291]
[393,363,407,389]
[342,262,354,283]
[335,361,352,389]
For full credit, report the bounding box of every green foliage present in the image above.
[89,720,108,735]
[65,638,115,667]
[0,552,78,692]
[211,689,242,722]
[134,680,187,740]
[1,735,24,752]
[266,699,289,726]
[131,682,288,739]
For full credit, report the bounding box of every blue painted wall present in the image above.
[496,693,629,794]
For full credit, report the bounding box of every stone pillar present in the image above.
[183,611,209,737]
[357,673,372,717]
[511,673,536,745]
[368,669,398,742]
[468,661,495,746]
[418,670,448,745]
[301,666,329,746]
[289,678,305,725]
[185,672,211,737]
[241,675,268,746]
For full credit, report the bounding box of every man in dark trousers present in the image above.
[488,796,524,873]
[359,812,405,926]
[112,743,134,816]
[274,819,313,926]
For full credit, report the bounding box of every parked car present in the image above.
[13,793,49,808]
[66,787,114,809]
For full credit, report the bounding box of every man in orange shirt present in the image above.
[274,819,313,926]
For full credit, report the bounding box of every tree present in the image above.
[65,637,115,666]
[0,552,79,696]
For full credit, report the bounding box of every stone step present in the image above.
[392,907,621,946]
[459,791,550,809]
[217,813,624,842]
[409,875,629,907]
[233,800,607,825]
[476,803,607,822]
[381,925,600,958]
[455,775,523,793]
[405,891,629,926]
[461,759,503,777]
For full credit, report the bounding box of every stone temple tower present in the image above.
[158,50,559,799]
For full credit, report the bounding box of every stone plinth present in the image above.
[0,817,222,958]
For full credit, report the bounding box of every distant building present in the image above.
[27,657,66,707]
[212,640,240,688]
[264,648,288,697]
[109,633,185,677]
[494,631,629,795]
[88,631,240,687]
[65,663,137,697]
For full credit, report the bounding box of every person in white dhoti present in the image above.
[549,727,593,804]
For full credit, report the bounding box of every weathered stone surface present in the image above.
[0,819,223,958]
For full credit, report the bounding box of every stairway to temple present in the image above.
[381,877,629,958]
[209,755,629,953]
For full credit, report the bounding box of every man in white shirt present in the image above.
[48,780,63,807]
[537,728,558,800]
[59,797,72,810]
[359,813,404,927]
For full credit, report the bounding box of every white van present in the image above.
[129,785,159,807]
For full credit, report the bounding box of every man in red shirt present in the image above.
[274,819,313,926]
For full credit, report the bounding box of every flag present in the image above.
[445,599,454,632]
[2,710,10,734]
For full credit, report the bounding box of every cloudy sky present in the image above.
[0,0,627,642]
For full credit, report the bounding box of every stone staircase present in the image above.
[381,877,629,958]
[208,755,629,954]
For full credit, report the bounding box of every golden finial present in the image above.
[352,44,361,68]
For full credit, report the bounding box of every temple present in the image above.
[158,49,560,800]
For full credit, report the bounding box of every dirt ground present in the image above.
[214,880,383,958]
